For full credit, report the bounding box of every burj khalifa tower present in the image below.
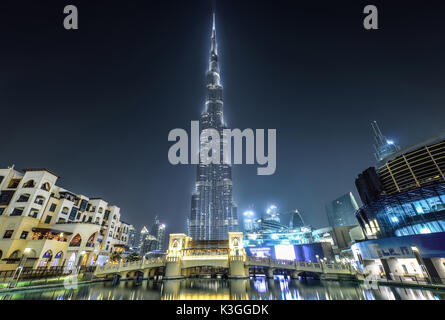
[189,14,239,240]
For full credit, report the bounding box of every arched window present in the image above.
[66,252,77,270]
[38,250,52,267]
[40,182,51,191]
[112,215,117,220]
[16,193,30,202]
[23,180,35,188]
[8,179,21,189]
[69,234,82,247]
[86,233,96,247]
[42,250,52,259]
[34,195,46,205]
[51,251,63,267]
[61,207,69,215]
[98,207,103,214]
[9,250,21,259]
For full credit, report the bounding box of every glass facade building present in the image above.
[356,135,445,239]
[356,182,445,237]
[244,227,313,247]
[325,192,360,227]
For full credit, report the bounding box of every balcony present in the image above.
[56,221,100,226]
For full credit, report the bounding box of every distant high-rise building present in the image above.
[325,192,360,227]
[138,226,149,254]
[372,120,401,162]
[127,225,137,250]
[242,210,256,232]
[189,14,239,240]
[139,233,157,256]
[137,216,166,255]
[149,215,166,252]
[289,209,305,229]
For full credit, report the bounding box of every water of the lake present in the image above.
[1,276,444,300]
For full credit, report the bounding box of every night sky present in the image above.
[1,1,445,234]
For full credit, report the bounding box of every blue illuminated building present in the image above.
[353,134,445,283]
[243,206,313,247]
[355,134,445,238]
[243,206,335,262]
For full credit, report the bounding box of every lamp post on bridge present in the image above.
[316,255,323,272]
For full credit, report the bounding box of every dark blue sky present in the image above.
[1,0,445,233]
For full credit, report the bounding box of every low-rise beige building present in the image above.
[0,166,133,271]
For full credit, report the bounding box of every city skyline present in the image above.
[2,1,445,234]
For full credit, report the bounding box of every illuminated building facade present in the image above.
[127,225,137,250]
[244,207,313,247]
[189,15,239,240]
[0,167,133,271]
[355,134,445,238]
[242,206,322,261]
[138,216,166,256]
[149,215,166,252]
[353,134,445,283]
[312,225,362,260]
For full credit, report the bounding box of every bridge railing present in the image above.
[246,256,354,274]
[95,257,166,274]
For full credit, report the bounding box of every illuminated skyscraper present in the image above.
[137,226,149,255]
[189,14,239,240]
[372,120,401,162]
[149,215,166,252]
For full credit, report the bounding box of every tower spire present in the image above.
[210,13,218,58]
[212,12,216,33]
[208,13,220,78]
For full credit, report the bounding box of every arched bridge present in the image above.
[94,233,361,280]
[94,254,359,281]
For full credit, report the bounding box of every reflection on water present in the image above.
[1,275,444,300]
